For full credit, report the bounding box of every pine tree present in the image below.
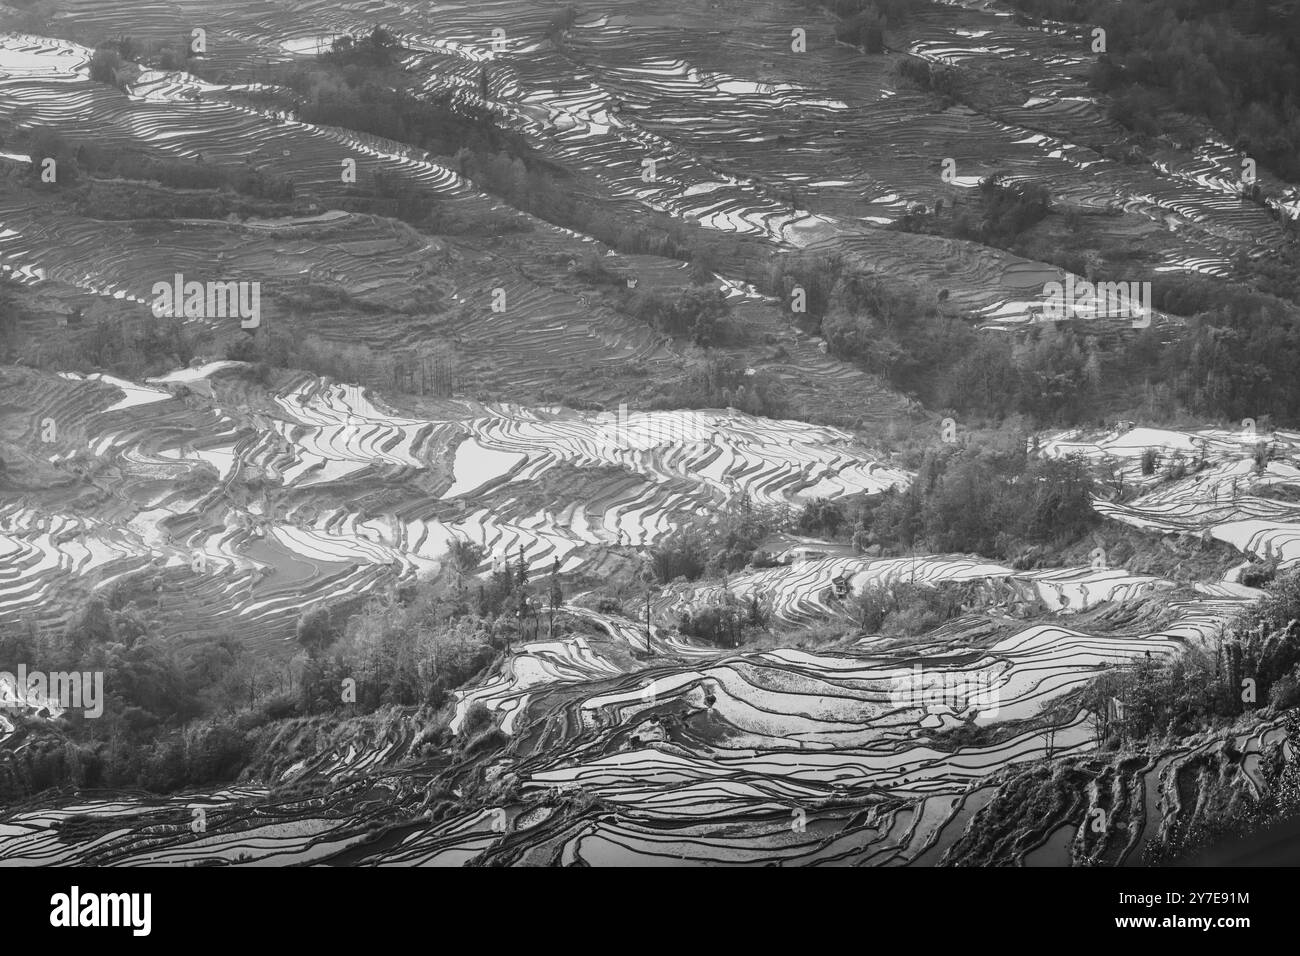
[549,556,562,608]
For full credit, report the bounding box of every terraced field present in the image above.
[3,0,1300,869]
[3,378,1292,864]
[5,0,1290,323]
[0,360,913,649]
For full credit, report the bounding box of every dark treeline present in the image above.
[1074,567,1300,862]
[282,28,708,258]
[651,495,791,584]
[1087,568,1300,745]
[651,497,787,645]
[649,356,788,418]
[1008,0,1300,180]
[0,546,568,799]
[849,580,983,636]
[766,252,1112,423]
[841,447,1098,562]
[574,249,735,346]
[765,242,1300,428]
[892,54,967,103]
[225,326,458,400]
[811,0,930,52]
[0,278,28,362]
[90,34,194,82]
[20,311,206,380]
[898,176,1051,244]
[75,24,722,260]
[652,446,1098,579]
[24,129,295,201]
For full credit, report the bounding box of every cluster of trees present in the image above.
[0,543,569,798]
[1146,708,1300,864]
[821,282,956,395]
[939,322,1106,423]
[650,356,787,418]
[1225,569,1300,710]
[796,497,850,538]
[0,598,264,797]
[896,176,1052,244]
[893,55,966,102]
[780,253,1106,423]
[764,254,850,324]
[650,530,709,582]
[226,330,457,399]
[773,232,1300,429]
[849,448,1099,560]
[1082,567,1300,755]
[623,287,730,345]
[90,35,193,80]
[321,27,406,70]
[88,48,125,87]
[966,178,1051,243]
[88,35,192,89]
[677,591,769,646]
[1083,649,1242,747]
[951,292,1300,427]
[1009,0,1300,180]
[291,588,502,714]
[1165,297,1300,423]
[651,496,791,582]
[280,23,712,259]
[0,278,28,362]
[24,129,295,202]
[293,76,518,162]
[800,0,925,53]
[653,451,1098,581]
[26,313,205,380]
[849,580,982,635]
[652,451,1096,595]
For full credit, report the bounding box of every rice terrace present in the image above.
[1,0,1300,881]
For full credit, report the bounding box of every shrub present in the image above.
[1269,669,1300,711]
[462,700,493,735]
[89,48,123,85]
[296,606,337,657]
[678,605,740,646]
[652,530,709,582]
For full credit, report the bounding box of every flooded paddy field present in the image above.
[2,0,1299,869]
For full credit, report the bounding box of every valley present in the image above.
[1,0,1299,868]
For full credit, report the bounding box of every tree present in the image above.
[28,129,78,185]
[296,607,337,658]
[1140,447,1159,476]
[89,48,123,86]
[448,539,485,576]
[548,557,562,609]
[651,530,708,582]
